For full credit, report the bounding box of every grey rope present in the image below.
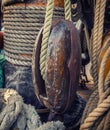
[0,88,65,130]
[0,89,23,130]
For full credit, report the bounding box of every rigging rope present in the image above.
[40,0,72,79]
[80,42,110,130]
[80,1,109,128]
[91,0,107,87]
[40,0,54,78]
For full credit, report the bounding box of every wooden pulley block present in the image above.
[32,19,81,113]
[98,32,110,80]
[0,32,4,49]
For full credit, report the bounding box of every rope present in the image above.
[98,47,110,102]
[40,0,72,79]
[0,89,23,130]
[80,71,110,130]
[91,0,107,87]
[0,88,65,130]
[64,0,72,21]
[80,41,110,130]
[5,56,32,66]
[81,88,99,125]
[37,121,65,130]
[40,0,54,79]
[3,4,64,66]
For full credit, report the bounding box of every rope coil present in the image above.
[0,88,65,130]
[3,4,64,66]
[80,41,110,130]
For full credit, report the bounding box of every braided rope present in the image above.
[4,5,64,11]
[64,0,72,21]
[3,4,64,66]
[81,88,99,124]
[37,121,65,130]
[0,89,23,130]
[0,88,65,130]
[80,92,110,130]
[91,0,107,87]
[40,0,54,79]
[4,36,35,43]
[4,51,31,61]
[80,45,110,130]
[40,0,72,79]
[98,47,110,102]
[5,56,32,66]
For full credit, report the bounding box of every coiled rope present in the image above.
[80,1,110,129]
[40,0,72,79]
[0,89,65,130]
[80,41,110,130]
[3,4,64,66]
[3,1,81,67]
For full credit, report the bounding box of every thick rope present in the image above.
[64,0,72,21]
[37,121,65,130]
[80,95,110,130]
[98,47,110,102]
[80,71,110,130]
[3,5,64,66]
[0,88,65,130]
[80,46,110,130]
[81,88,99,124]
[40,0,72,79]
[40,0,54,79]
[91,0,107,88]
[0,89,23,130]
